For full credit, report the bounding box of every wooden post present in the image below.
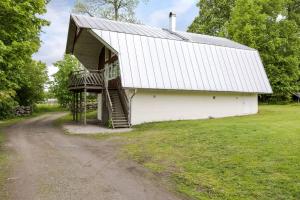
[84,89,87,125]
[72,92,75,121]
[75,93,77,122]
[84,69,87,125]
[80,92,82,122]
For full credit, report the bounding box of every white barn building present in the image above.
[66,13,272,128]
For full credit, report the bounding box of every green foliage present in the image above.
[15,61,48,106]
[34,104,67,113]
[0,96,17,120]
[50,55,79,107]
[188,0,236,35]
[0,0,49,119]
[189,0,300,102]
[122,105,300,199]
[73,0,147,23]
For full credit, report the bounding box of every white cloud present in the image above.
[146,0,197,30]
[33,0,73,77]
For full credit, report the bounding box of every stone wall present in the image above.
[15,106,32,117]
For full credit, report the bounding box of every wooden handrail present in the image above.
[105,88,113,112]
[117,80,129,116]
[105,87,114,128]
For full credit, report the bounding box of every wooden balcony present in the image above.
[68,70,104,92]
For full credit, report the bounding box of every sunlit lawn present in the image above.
[121,105,300,199]
[34,103,67,113]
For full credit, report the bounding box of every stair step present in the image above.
[113,123,129,126]
[114,126,130,128]
[113,119,128,122]
[108,90,129,128]
[114,124,129,128]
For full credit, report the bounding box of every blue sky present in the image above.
[33,0,198,77]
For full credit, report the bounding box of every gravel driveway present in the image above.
[5,113,182,200]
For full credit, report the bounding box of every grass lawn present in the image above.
[34,103,67,113]
[55,110,97,126]
[119,105,300,199]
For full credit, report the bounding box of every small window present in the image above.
[105,61,120,80]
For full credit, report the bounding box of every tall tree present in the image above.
[188,0,236,36]
[15,61,48,106]
[73,0,145,22]
[189,0,300,102]
[0,0,49,119]
[226,0,300,102]
[50,55,80,107]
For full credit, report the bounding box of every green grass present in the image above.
[34,103,67,113]
[54,110,98,127]
[120,105,300,199]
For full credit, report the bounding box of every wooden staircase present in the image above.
[109,90,130,128]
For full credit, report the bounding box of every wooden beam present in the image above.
[72,92,75,121]
[80,92,82,122]
[84,89,87,125]
[84,69,87,125]
[71,27,83,54]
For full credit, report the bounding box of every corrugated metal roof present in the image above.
[175,31,254,50]
[71,14,253,50]
[71,14,181,40]
[68,14,272,93]
[90,29,272,93]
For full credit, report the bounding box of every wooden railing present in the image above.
[103,70,114,128]
[117,80,129,120]
[68,69,104,90]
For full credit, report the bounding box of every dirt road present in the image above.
[5,113,182,200]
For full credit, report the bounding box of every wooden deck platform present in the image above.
[68,70,104,92]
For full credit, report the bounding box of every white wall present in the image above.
[130,89,258,125]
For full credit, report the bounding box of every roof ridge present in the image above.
[162,28,190,42]
[71,13,164,30]
[71,14,254,50]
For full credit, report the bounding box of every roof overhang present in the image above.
[66,19,105,70]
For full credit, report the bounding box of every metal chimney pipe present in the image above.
[169,12,176,32]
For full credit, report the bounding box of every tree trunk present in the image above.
[114,0,119,21]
